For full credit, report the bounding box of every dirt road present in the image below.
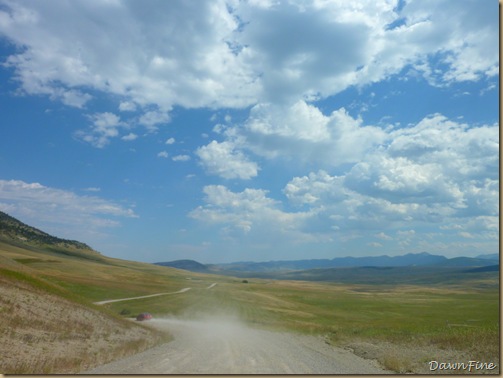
[83,316,391,374]
[93,288,192,305]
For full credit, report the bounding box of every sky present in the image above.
[0,0,499,264]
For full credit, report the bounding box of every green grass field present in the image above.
[102,277,499,357]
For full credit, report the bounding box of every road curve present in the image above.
[93,288,191,305]
[83,317,391,374]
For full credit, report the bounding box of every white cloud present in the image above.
[138,110,171,130]
[189,185,321,243]
[76,112,125,148]
[59,89,92,108]
[375,232,392,241]
[76,112,124,148]
[84,187,101,192]
[209,100,387,169]
[119,101,137,112]
[196,140,259,180]
[157,151,169,158]
[0,0,257,112]
[0,1,497,258]
[284,170,347,205]
[397,230,416,237]
[188,112,497,252]
[368,242,383,248]
[458,231,474,239]
[401,0,498,84]
[279,114,498,240]
[0,179,137,241]
[172,154,191,162]
[0,1,496,119]
[121,132,138,141]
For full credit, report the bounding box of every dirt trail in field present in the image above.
[82,316,391,374]
[93,287,192,305]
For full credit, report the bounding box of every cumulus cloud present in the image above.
[280,114,498,242]
[119,101,137,112]
[196,140,259,180]
[375,232,392,241]
[121,132,138,141]
[0,0,257,113]
[196,100,388,181]
[0,179,137,240]
[189,185,321,243]
[0,0,496,119]
[58,89,92,108]
[172,154,191,162]
[241,100,387,165]
[0,1,497,257]
[401,0,498,84]
[139,109,171,130]
[189,110,497,253]
[76,112,124,148]
[284,170,347,205]
[157,151,169,158]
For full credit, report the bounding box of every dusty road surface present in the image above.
[83,316,391,374]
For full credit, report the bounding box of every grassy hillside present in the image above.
[0,265,168,373]
[0,210,92,251]
[0,214,198,374]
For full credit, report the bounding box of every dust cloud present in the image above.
[84,312,390,374]
[151,313,251,343]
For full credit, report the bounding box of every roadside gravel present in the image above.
[83,317,391,374]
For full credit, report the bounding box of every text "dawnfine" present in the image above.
[429,360,497,372]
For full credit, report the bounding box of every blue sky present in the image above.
[0,0,498,264]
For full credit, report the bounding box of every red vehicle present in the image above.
[136,312,153,321]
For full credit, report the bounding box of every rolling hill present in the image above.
[155,259,209,272]
[0,210,92,251]
[0,211,192,373]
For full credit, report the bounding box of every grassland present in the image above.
[89,272,498,374]
[103,277,499,374]
[1,237,499,374]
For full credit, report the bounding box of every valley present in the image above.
[0,211,499,374]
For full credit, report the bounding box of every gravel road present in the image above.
[83,316,391,374]
[93,288,192,305]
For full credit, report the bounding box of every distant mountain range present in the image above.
[476,253,499,260]
[155,251,499,274]
[155,259,209,272]
[0,210,497,288]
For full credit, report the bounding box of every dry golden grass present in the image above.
[0,271,170,374]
